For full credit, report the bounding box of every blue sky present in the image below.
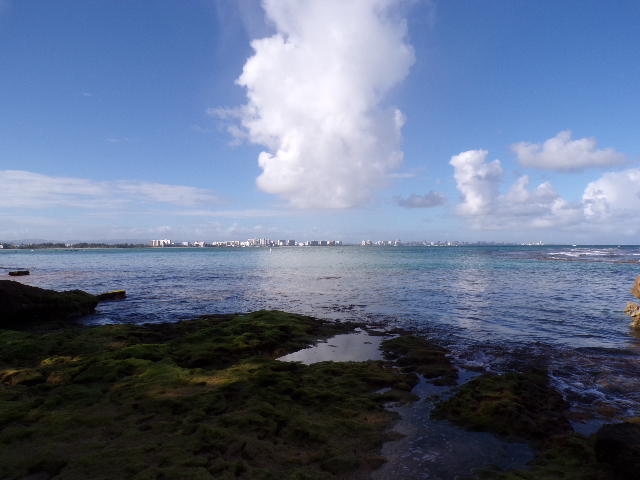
[1,0,639,244]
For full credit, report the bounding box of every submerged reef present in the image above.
[0,310,418,480]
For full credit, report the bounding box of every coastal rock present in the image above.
[594,421,640,479]
[631,275,640,300]
[96,290,126,301]
[8,270,29,276]
[624,302,640,328]
[0,280,98,326]
[431,369,572,444]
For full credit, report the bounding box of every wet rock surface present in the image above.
[594,421,640,480]
[430,369,572,444]
[0,280,98,326]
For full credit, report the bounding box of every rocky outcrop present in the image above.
[594,421,640,480]
[624,276,640,328]
[431,369,572,444]
[631,275,640,300]
[0,280,98,326]
[96,290,126,301]
[8,270,29,276]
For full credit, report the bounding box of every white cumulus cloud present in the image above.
[449,150,503,216]
[449,149,640,238]
[511,130,628,171]
[221,0,415,209]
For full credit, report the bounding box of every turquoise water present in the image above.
[3,245,640,418]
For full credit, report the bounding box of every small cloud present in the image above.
[511,130,628,171]
[393,191,446,208]
[106,137,137,144]
[81,92,92,97]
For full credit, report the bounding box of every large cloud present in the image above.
[220,0,415,208]
[0,170,225,209]
[449,150,640,236]
[511,130,628,171]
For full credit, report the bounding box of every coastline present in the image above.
[0,305,626,479]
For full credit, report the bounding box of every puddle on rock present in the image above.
[371,373,534,480]
[277,330,386,364]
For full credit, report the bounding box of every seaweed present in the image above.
[0,310,415,480]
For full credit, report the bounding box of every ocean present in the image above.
[3,244,640,427]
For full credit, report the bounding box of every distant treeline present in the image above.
[0,242,150,249]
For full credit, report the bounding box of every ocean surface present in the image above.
[3,245,640,427]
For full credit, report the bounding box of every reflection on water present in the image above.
[277,331,385,364]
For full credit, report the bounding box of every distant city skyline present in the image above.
[1,1,638,245]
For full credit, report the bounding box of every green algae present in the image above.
[431,370,571,444]
[381,335,458,384]
[0,310,415,480]
[431,370,621,479]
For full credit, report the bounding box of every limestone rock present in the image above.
[624,302,640,328]
[632,275,640,300]
[594,421,640,479]
[0,280,98,326]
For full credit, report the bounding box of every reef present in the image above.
[431,370,624,479]
[0,310,418,480]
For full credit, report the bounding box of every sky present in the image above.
[1,0,639,244]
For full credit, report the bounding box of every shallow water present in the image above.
[277,330,385,364]
[2,245,639,423]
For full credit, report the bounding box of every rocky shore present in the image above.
[0,281,636,479]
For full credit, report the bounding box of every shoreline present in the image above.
[0,306,627,479]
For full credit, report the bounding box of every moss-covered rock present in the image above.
[0,310,416,480]
[381,335,458,384]
[431,370,572,444]
[0,280,98,326]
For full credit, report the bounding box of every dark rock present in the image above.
[96,290,126,301]
[594,421,640,479]
[631,275,640,300]
[431,369,572,445]
[8,270,29,276]
[0,280,98,326]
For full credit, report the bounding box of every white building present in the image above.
[150,239,171,247]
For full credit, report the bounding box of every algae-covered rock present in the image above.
[431,369,572,444]
[8,271,29,276]
[381,335,458,384]
[594,421,640,479]
[0,310,416,480]
[0,280,98,325]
